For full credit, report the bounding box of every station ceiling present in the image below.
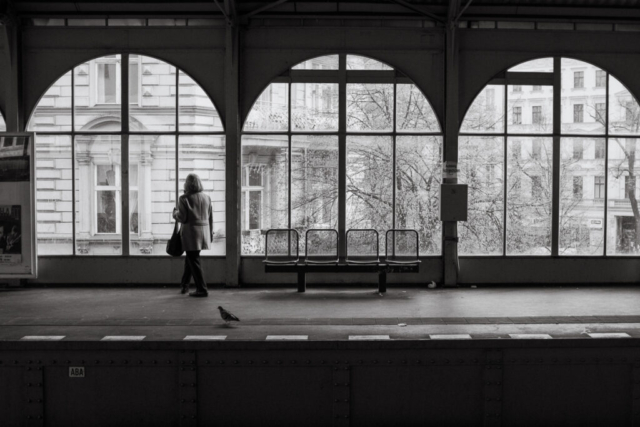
[5,0,640,21]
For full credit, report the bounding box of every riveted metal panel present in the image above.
[0,367,25,427]
[333,366,350,426]
[632,364,640,427]
[179,351,198,427]
[44,366,180,427]
[502,364,631,426]
[198,367,334,427]
[483,349,503,426]
[350,365,485,426]
[25,364,44,427]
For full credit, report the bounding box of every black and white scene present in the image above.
[2,0,640,426]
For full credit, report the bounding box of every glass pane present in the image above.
[396,84,441,133]
[0,114,5,132]
[559,138,605,255]
[179,71,224,132]
[347,84,394,131]
[36,135,73,254]
[291,83,338,131]
[129,135,176,255]
[396,136,442,255]
[508,57,554,72]
[506,137,552,255]
[459,136,504,255]
[129,56,176,132]
[292,55,339,70]
[291,135,338,253]
[507,85,553,134]
[460,85,505,133]
[67,19,105,26]
[75,135,122,255]
[609,75,640,136]
[28,71,72,132]
[346,136,393,250]
[607,138,640,254]
[241,135,289,255]
[346,55,393,70]
[244,83,289,132]
[75,55,122,131]
[179,135,226,255]
[561,59,606,135]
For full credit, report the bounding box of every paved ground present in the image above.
[2,286,640,341]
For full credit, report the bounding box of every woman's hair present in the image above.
[183,173,204,194]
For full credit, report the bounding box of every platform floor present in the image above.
[2,285,640,341]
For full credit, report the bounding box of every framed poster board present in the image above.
[0,133,37,278]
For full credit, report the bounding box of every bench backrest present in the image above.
[305,229,339,261]
[346,229,380,263]
[264,229,299,263]
[385,229,420,262]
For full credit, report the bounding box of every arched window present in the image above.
[28,54,225,256]
[241,54,442,255]
[0,112,5,131]
[460,58,640,256]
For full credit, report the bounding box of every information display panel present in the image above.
[0,133,37,278]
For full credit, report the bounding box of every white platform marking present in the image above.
[101,336,146,341]
[588,332,631,339]
[184,335,227,341]
[266,335,308,340]
[349,335,390,340]
[20,336,65,341]
[430,334,472,340]
[509,334,553,339]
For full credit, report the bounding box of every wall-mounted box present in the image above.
[440,184,468,221]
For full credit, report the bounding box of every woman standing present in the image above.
[173,173,214,297]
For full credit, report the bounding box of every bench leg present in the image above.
[378,271,387,293]
[297,272,306,293]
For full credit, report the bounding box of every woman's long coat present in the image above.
[173,192,213,251]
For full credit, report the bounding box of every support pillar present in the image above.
[443,1,461,287]
[2,1,22,131]
[224,0,241,287]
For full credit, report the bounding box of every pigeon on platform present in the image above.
[218,306,240,325]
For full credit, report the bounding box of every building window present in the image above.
[513,106,522,125]
[97,62,118,104]
[532,106,542,124]
[95,165,119,234]
[573,104,584,123]
[241,166,264,231]
[531,176,542,199]
[573,176,583,199]
[511,140,522,160]
[129,59,140,105]
[626,101,638,123]
[532,85,542,92]
[595,140,605,159]
[596,103,606,124]
[574,71,584,88]
[513,85,522,92]
[596,70,606,88]
[532,139,542,160]
[594,176,605,199]
[573,140,583,160]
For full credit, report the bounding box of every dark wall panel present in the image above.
[198,366,334,427]
[503,364,631,426]
[351,366,484,427]
[45,366,179,427]
[0,367,25,427]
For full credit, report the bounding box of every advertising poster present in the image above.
[0,134,36,278]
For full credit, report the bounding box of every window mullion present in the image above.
[338,54,347,261]
[551,57,562,257]
[604,72,610,255]
[121,53,130,256]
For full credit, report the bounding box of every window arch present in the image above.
[241,54,442,255]
[0,112,5,131]
[459,57,640,256]
[28,54,225,256]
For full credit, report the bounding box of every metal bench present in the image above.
[263,228,421,293]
